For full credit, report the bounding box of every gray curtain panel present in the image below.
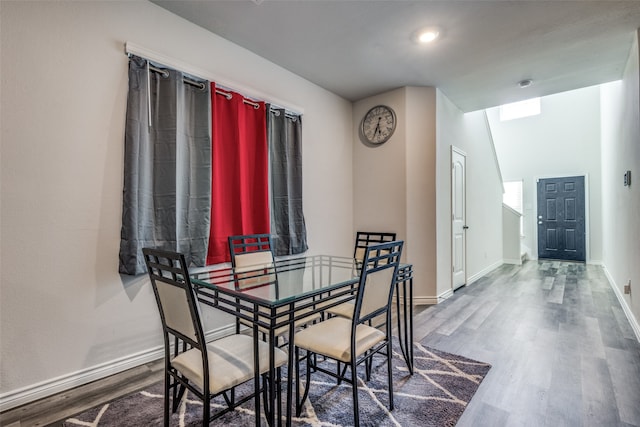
[119,55,211,275]
[267,107,308,256]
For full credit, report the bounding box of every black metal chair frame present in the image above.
[324,231,398,320]
[227,234,278,339]
[143,248,280,426]
[353,231,397,260]
[228,233,274,266]
[294,240,404,427]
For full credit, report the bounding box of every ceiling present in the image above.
[152,0,640,112]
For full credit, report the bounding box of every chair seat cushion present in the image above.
[294,317,385,363]
[324,301,355,319]
[171,334,287,395]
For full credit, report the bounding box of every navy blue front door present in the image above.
[537,176,586,262]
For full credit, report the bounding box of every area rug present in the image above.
[63,341,490,426]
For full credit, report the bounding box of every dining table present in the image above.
[190,254,414,427]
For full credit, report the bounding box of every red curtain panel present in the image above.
[207,83,270,264]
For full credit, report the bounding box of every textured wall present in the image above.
[600,30,640,336]
[0,0,353,407]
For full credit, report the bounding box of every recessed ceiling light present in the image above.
[519,79,533,88]
[415,27,441,44]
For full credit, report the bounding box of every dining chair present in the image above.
[228,233,275,271]
[142,247,287,426]
[325,231,397,319]
[293,240,404,427]
[227,234,320,343]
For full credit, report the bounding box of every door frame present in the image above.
[451,146,467,291]
[532,173,590,263]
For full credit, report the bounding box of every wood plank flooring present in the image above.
[2,260,639,426]
[417,260,640,427]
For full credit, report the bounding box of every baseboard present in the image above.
[410,261,504,306]
[0,346,164,412]
[468,260,503,286]
[0,324,235,412]
[438,288,454,302]
[603,266,640,342]
[412,296,438,305]
[503,258,522,265]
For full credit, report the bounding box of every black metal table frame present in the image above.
[191,255,413,427]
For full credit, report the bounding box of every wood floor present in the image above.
[418,260,640,427]
[2,260,639,426]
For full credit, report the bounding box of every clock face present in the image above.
[361,105,396,145]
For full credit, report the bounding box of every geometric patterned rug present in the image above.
[63,340,490,426]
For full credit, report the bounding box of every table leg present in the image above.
[268,326,277,427]
[253,322,262,427]
[395,272,414,374]
[286,307,295,427]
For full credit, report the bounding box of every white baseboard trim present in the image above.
[438,289,454,302]
[412,261,504,306]
[0,324,235,412]
[468,260,503,286]
[412,289,454,305]
[503,258,522,265]
[0,346,163,412]
[412,296,438,305]
[603,266,640,343]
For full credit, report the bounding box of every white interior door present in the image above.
[451,147,467,290]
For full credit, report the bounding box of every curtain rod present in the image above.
[214,88,260,109]
[148,64,206,91]
[125,42,303,117]
[271,109,299,121]
[148,65,260,110]
[148,65,296,118]
[149,61,289,113]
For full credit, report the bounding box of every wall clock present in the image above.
[361,105,396,145]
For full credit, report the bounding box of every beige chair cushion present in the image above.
[234,251,276,289]
[294,317,385,363]
[155,281,198,342]
[325,267,393,320]
[171,334,287,395]
[234,251,274,269]
[324,300,355,319]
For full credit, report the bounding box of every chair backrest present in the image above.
[353,231,397,261]
[228,234,276,288]
[352,240,403,325]
[142,248,206,352]
[228,234,274,267]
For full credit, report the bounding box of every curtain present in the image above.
[119,55,211,275]
[267,106,308,256]
[207,84,270,264]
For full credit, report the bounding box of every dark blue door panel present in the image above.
[537,176,585,261]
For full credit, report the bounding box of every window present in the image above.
[499,98,540,121]
[503,180,524,236]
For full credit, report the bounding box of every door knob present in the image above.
[463,225,469,230]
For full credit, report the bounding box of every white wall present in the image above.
[486,86,603,263]
[352,87,436,302]
[436,91,504,298]
[0,1,353,408]
[405,87,438,302]
[352,89,408,248]
[600,30,640,336]
[503,205,523,265]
